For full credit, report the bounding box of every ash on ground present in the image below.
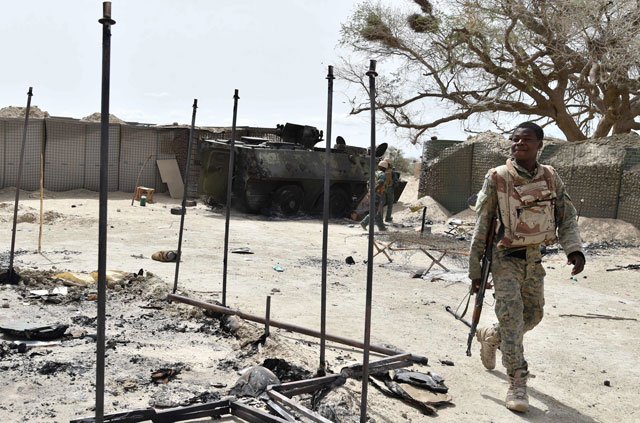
[0,269,435,422]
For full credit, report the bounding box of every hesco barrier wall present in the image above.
[0,117,210,196]
[618,149,640,226]
[0,118,288,198]
[420,133,640,228]
[1,119,44,191]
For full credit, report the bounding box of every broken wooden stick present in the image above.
[559,313,637,321]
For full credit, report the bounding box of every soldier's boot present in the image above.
[505,369,529,412]
[476,326,500,370]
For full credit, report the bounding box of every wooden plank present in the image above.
[156,158,184,199]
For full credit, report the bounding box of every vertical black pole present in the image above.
[172,99,198,293]
[6,87,33,284]
[421,206,427,235]
[222,89,239,306]
[265,296,271,337]
[319,66,334,374]
[97,3,115,422]
[361,59,378,423]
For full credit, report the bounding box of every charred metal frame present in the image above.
[171,99,198,293]
[270,374,344,397]
[96,3,115,421]
[319,64,335,375]
[80,11,426,419]
[360,58,378,423]
[3,86,32,285]
[264,354,414,422]
[340,353,413,379]
[70,398,288,423]
[267,389,333,423]
[167,293,428,364]
[222,89,240,306]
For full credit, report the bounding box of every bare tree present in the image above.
[339,0,640,142]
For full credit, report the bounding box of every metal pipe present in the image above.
[319,65,335,374]
[420,206,427,235]
[222,89,239,306]
[167,293,428,364]
[265,296,271,337]
[361,59,378,423]
[37,119,45,253]
[96,3,115,422]
[172,99,198,293]
[6,87,32,284]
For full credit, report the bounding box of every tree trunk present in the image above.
[551,101,587,141]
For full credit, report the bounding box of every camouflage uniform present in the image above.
[383,167,395,222]
[360,170,386,230]
[469,158,582,376]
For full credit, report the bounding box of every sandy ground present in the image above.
[1,177,639,422]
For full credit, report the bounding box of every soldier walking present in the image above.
[468,121,585,412]
[381,159,396,223]
[360,160,389,231]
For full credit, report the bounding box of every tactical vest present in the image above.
[384,168,393,189]
[491,159,557,249]
[370,170,385,195]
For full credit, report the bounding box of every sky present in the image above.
[1,0,472,158]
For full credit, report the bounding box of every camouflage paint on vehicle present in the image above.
[198,123,388,217]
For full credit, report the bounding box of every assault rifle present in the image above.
[446,216,497,356]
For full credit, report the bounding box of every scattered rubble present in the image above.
[0,268,448,421]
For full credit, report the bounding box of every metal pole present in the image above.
[167,293,428,364]
[265,296,271,337]
[5,87,32,284]
[37,122,45,253]
[319,65,334,374]
[96,3,115,422]
[222,89,239,306]
[420,206,427,236]
[361,59,378,423]
[172,99,198,293]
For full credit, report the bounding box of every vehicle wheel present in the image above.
[244,180,271,213]
[329,188,351,217]
[271,185,304,215]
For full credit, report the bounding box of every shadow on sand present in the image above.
[481,371,599,422]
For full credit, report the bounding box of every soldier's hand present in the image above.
[471,278,481,294]
[567,251,585,275]
[471,278,493,294]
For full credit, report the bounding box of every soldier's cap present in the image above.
[378,160,389,169]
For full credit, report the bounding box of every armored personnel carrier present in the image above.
[198,123,388,217]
